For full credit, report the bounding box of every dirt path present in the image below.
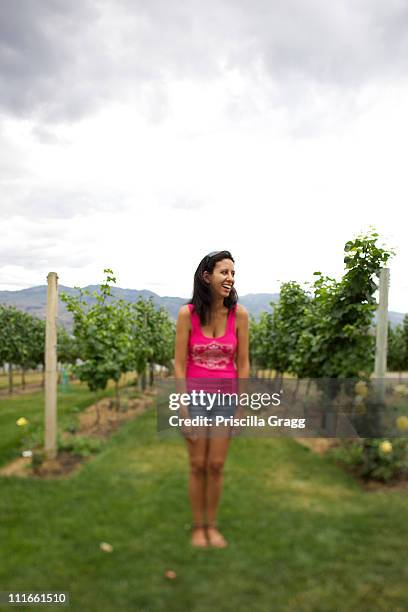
[0,382,44,397]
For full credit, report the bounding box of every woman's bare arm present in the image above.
[173,306,195,439]
[236,304,250,378]
[236,304,250,412]
[174,305,190,378]
[174,305,191,390]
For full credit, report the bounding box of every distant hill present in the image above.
[0,285,405,331]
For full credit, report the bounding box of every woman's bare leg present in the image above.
[185,428,209,546]
[205,432,231,547]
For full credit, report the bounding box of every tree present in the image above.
[294,229,394,431]
[128,298,174,389]
[23,315,46,389]
[249,229,395,428]
[0,306,46,393]
[269,281,310,381]
[249,312,271,373]
[60,269,173,404]
[388,322,408,381]
[294,229,395,386]
[61,269,135,407]
[57,326,80,366]
[147,305,175,384]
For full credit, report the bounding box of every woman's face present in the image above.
[203,258,235,298]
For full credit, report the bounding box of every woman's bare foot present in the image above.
[205,524,228,548]
[191,526,208,547]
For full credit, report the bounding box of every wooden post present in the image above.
[44,272,59,460]
[374,268,390,402]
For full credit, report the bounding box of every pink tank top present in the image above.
[186,303,238,380]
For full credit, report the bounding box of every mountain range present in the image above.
[0,285,405,331]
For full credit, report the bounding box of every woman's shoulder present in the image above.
[177,304,193,333]
[178,304,192,318]
[235,303,248,317]
[234,304,249,327]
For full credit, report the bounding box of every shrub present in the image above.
[57,434,103,457]
[330,438,408,483]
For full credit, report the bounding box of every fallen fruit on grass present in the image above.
[164,570,177,579]
[100,542,113,552]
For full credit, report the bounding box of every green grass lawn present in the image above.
[0,386,407,611]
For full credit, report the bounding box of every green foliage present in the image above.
[57,326,80,365]
[249,282,310,375]
[0,306,78,377]
[300,229,394,379]
[0,306,42,368]
[19,424,43,451]
[330,438,408,483]
[57,434,103,457]
[249,311,275,370]
[28,316,46,368]
[60,269,175,393]
[388,316,408,375]
[0,305,25,367]
[273,281,311,375]
[251,228,395,382]
[61,269,135,392]
[129,297,175,382]
[0,306,47,392]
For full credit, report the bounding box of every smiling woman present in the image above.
[174,250,250,549]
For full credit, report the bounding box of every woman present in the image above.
[174,250,250,548]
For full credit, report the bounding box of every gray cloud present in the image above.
[0,1,101,121]
[1,0,408,124]
[31,125,70,145]
[1,184,130,219]
[0,237,91,270]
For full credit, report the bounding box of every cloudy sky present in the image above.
[1,0,408,311]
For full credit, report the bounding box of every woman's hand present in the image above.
[179,405,198,443]
[180,422,198,443]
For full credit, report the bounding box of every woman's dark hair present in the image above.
[188,250,238,326]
